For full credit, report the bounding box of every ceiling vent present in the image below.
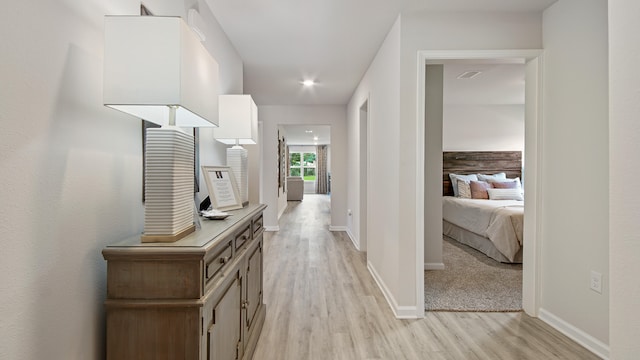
[456,71,482,79]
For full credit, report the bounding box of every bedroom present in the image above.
[425,60,526,311]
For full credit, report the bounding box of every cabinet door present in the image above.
[208,271,243,360]
[245,237,263,334]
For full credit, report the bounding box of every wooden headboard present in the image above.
[443,151,522,196]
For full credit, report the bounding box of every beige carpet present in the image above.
[425,237,522,312]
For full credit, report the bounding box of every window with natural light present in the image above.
[289,152,316,181]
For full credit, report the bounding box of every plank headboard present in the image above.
[443,151,522,196]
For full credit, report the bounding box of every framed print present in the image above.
[202,166,243,211]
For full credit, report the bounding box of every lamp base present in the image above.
[227,146,249,206]
[141,224,196,243]
[143,127,196,242]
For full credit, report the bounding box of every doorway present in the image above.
[416,50,543,318]
[280,124,332,197]
[359,100,369,253]
[433,61,526,311]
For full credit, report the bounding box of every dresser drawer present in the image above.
[235,223,252,250]
[252,213,263,237]
[205,238,233,284]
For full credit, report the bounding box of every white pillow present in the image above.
[477,172,507,181]
[449,173,478,197]
[487,188,524,201]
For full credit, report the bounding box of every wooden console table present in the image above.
[102,204,266,360]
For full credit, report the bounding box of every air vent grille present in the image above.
[456,71,482,79]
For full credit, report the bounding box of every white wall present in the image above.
[0,0,242,358]
[347,17,402,310]
[443,105,525,151]
[400,11,543,309]
[609,1,640,358]
[191,0,247,203]
[347,11,543,315]
[541,0,609,350]
[260,106,347,230]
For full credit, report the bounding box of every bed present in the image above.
[442,151,524,263]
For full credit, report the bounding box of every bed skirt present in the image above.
[443,220,523,264]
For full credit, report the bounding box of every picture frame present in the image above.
[202,166,243,211]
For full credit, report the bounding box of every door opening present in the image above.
[359,100,369,253]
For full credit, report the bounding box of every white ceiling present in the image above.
[205,0,555,106]
[443,63,525,105]
[282,125,331,146]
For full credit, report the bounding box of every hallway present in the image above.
[253,195,598,359]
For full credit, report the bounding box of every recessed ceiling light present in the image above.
[305,130,313,133]
[302,79,315,87]
[313,136,318,141]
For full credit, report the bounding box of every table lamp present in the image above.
[214,95,258,206]
[104,15,219,242]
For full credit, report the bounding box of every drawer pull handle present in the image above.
[220,256,230,264]
[242,300,249,309]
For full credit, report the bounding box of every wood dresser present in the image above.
[102,204,266,360]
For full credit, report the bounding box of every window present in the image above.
[289,152,316,180]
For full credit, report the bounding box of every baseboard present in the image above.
[424,263,445,270]
[367,261,418,319]
[264,226,279,232]
[538,308,609,359]
[329,225,347,232]
[345,228,360,251]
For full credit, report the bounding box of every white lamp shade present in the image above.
[104,16,219,127]
[214,95,258,144]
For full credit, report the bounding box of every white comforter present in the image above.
[442,197,524,262]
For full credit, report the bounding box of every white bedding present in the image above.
[442,197,524,262]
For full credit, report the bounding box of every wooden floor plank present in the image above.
[253,195,600,359]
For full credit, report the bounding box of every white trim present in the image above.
[422,49,543,62]
[416,49,543,319]
[329,225,347,232]
[345,228,360,251]
[424,263,445,270]
[264,226,279,232]
[368,261,418,319]
[415,52,426,319]
[539,308,610,360]
[522,55,545,317]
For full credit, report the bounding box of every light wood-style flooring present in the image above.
[253,194,599,360]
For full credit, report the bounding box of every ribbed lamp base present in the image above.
[227,146,248,206]
[142,126,195,242]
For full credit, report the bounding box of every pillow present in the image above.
[477,172,506,181]
[470,180,491,199]
[490,177,522,190]
[491,179,519,189]
[449,173,478,197]
[457,179,472,199]
[487,188,524,201]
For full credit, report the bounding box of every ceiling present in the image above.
[205,0,555,106]
[443,63,525,105]
[282,125,331,146]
